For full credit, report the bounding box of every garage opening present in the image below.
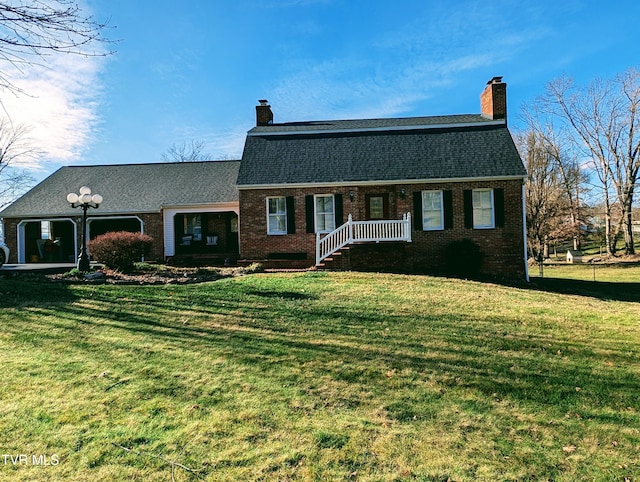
[23,220,75,263]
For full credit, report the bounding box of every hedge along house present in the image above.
[237,77,528,279]
[0,161,240,265]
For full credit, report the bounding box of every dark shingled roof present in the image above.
[238,115,525,186]
[1,161,240,218]
[249,113,495,133]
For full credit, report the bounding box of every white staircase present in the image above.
[316,213,412,266]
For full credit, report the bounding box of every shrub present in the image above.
[443,238,484,277]
[88,231,153,272]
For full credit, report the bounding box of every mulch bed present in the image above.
[5,266,261,285]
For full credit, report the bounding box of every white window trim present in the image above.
[473,188,495,229]
[314,194,335,233]
[16,218,77,264]
[421,190,444,231]
[266,196,287,235]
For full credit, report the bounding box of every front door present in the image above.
[365,194,389,220]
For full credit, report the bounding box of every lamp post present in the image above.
[67,186,102,271]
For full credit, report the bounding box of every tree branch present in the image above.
[113,444,206,481]
[0,0,115,94]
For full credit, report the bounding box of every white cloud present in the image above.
[268,2,550,123]
[1,52,105,170]
[0,0,109,172]
[207,128,247,160]
[162,123,248,161]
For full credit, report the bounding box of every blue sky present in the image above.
[4,0,638,182]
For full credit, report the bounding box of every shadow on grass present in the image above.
[526,277,640,303]
[0,277,78,308]
[25,283,638,421]
[244,289,317,301]
[3,275,639,424]
[3,273,639,480]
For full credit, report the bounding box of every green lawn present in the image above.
[534,261,640,282]
[0,269,639,481]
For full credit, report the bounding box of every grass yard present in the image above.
[534,261,640,283]
[0,268,639,481]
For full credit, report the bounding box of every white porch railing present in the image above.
[316,213,412,265]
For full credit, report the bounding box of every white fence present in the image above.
[316,213,412,265]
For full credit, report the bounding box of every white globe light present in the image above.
[81,193,92,204]
[67,193,79,204]
[79,186,91,195]
[91,194,103,205]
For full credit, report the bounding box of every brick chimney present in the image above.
[480,76,507,121]
[256,99,274,126]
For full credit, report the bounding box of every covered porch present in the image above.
[163,204,239,266]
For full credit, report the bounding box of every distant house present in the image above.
[0,161,240,265]
[0,77,528,279]
[566,250,583,264]
[237,77,528,279]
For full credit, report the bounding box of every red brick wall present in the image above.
[239,180,526,278]
[2,218,19,263]
[138,213,164,261]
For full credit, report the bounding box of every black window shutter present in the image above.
[201,213,208,237]
[494,188,505,228]
[286,196,296,234]
[305,195,314,233]
[413,192,423,230]
[175,214,184,243]
[443,190,454,229]
[463,190,473,228]
[334,193,343,226]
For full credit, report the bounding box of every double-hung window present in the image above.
[267,196,287,235]
[472,189,494,229]
[421,190,444,230]
[315,194,335,233]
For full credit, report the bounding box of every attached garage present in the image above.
[0,161,240,265]
[18,219,76,263]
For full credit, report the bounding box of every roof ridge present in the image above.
[273,112,480,125]
[248,116,504,137]
[61,159,241,169]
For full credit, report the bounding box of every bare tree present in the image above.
[0,117,36,208]
[0,0,113,94]
[521,106,588,250]
[540,69,640,256]
[517,130,570,274]
[519,131,556,265]
[161,139,212,163]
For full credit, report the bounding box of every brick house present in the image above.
[0,77,528,279]
[0,161,240,265]
[237,77,528,279]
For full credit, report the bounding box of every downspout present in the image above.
[522,182,529,282]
